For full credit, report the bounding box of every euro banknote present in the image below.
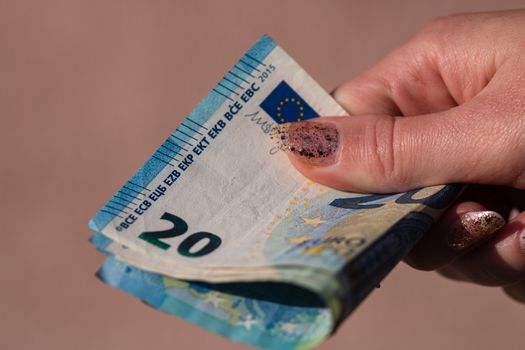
[89,35,462,349]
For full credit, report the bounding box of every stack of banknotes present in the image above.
[89,35,462,349]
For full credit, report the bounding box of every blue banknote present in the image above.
[89,35,462,349]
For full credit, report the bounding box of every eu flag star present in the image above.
[260,80,319,124]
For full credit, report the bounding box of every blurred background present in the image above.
[1,1,524,349]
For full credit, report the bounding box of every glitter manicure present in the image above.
[447,211,506,251]
[270,121,339,165]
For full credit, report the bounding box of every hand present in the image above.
[274,10,525,302]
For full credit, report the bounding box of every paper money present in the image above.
[89,35,462,349]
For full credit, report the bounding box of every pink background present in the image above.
[1,1,523,349]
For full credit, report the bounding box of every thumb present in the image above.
[271,104,520,193]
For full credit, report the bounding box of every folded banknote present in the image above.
[89,35,462,349]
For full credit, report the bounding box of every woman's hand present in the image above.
[274,10,525,302]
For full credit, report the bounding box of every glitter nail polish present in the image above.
[447,211,505,251]
[270,121,339,165]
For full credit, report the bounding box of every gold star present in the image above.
[304,245,325,255]
[302,216,326,227]
[285,98,289,102]
[288,235,310,244]
[291,98,295,102]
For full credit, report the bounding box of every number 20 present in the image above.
[138,212,222,257]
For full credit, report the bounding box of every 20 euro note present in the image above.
[89,35,462,349]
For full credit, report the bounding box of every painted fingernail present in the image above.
[270,121,339,165]
[447,211,505,251]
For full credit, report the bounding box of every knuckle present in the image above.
[363,116,409,190]
[415,13,479,49]
[420,13,473,35]
[418,15,458,38]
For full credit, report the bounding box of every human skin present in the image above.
[280,10,525,302]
